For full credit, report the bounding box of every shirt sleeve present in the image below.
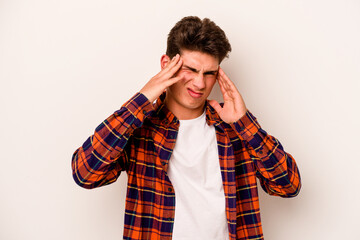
[71,92,154,189]
[230,110,301,198]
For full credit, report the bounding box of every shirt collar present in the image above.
[204,101,223,126]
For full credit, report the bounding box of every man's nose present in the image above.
[192,73,205,89]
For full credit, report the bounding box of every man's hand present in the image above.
[140,54,183,102]
[209,67,247,123]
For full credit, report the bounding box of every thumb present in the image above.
[209,100,222,114]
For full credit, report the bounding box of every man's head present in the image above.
[166,16,231,64]
[162,16,231,120]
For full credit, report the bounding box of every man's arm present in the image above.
[72,93,154,189]
[231,111,301,197]
[72,54,184,189]
[210,68,301,197]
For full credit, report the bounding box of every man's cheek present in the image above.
[178,72,192,82]
[206,78,217,94]
[208,78,217,88]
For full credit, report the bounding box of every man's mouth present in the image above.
[187,88,203,98]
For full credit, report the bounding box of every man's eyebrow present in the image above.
[183,65,199,73]
[204,69,218,75]
[183,64,218,74]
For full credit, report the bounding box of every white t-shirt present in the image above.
[167,111,229,240]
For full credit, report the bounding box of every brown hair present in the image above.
[166,16,232,63]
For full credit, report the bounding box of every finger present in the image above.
[168,57,183,76]
[161,56,183,79]
[218,70,231,89]
[217,73,233,97]
[164,74,184,87]
[164,54,181,71]
[218,69,231,88]
[219,76,238,103]
[217,77,227,95]
[157,54,180,78]
[219,71,241,101]
[219,77,230,92]
[219,67,237,90]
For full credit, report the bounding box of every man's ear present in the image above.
[160,54,171,70]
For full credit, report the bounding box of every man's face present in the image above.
[163,49,219,120]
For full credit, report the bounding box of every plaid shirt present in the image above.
[72,92,301,240]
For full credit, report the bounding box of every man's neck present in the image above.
[164,97,205,120]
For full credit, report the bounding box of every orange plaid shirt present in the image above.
[72,92,301,240]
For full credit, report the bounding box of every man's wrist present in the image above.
[230,110,260,141]
[121,92,154,122]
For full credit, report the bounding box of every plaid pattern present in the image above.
[72,92,301,240]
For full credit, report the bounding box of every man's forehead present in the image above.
[180,50,219,72]
[183,62,219,72]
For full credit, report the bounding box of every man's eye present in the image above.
[182,68,195,73]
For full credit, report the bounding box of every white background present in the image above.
[1,0,359,239]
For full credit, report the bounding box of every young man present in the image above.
[72,16,301,240]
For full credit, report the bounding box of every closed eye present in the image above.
[183,66,198,73]
[204,71,217,76]
[182,65,218,76]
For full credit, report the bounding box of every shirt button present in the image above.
[161,161,166,166]
[164,120,169,124]
[142,110,147,115]
[168,187,173,192]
